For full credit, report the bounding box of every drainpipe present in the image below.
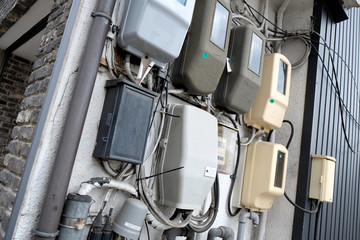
[33,0,116,239]
[161,228,195,240]
[207,226,235,240]
[237,211,259,240]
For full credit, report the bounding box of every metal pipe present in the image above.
[237,211,259,240]
[161,228,195,240]
[34,0,116,239]
[207,226,235,240]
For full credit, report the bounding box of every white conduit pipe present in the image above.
[78,180,138,197]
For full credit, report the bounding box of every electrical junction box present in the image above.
[172,0,232,95]
[213,24,266,114]
[244,53,291,132]
[217,122,238,175]
[93,79,158,164]
[158,104,218,210]
[117,0,195,67]
[309,155,336,202]
[240,141,288,211]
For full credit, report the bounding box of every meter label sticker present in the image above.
[125,222,141,231]
[204,167,217,178]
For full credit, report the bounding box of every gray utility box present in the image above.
[93,79,158,164]
[172,0,232,95]
[213,24,265,114]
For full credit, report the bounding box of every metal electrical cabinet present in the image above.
[158,104,218,210]
[244,53,291,132]
[172,0,232,95]
[117,0,195,67]
[213,24,266,114]
[239,141,288,211]
[93,79,158,164]
[309,155,336,202]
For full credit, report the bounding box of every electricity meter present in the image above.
[117,0,195,67]
[240,141,288,211]
[158,104,218,210]
[213,24,266,114]
[217,123,238,175]
[309,155,336,202]
[172,0,232,95]
[244,53,291,132]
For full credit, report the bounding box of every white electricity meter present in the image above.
[309,155,336,202]
[117,0,195,67]
[172,0,232,95]
[158,104,218,210]
[240,141,288,211]
[244,53,291,132]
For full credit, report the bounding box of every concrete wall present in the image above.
[8,0,314,239]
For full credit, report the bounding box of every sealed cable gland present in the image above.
[113,198,148,239]
[171,0,232,95]
[244,53,291,132]
[309,155,336,202]
[117,0,195,67]
[93,79,158,164]
[241,141,288,211]
[213,24,265,114]
[158,104,218,210]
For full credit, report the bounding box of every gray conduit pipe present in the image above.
[207,226,235,240]
[161,228,195,240]
[237,211,259,240]
[33,0,116,239]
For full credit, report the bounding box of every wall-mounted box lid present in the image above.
[213,24,265,114]
[309,155,336,202]
[117,0,195,67]
[93,79,158,164]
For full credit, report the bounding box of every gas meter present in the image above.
[172,0,232,95]
[213,24,265,114]
[238,141,288,211]
[244,53,291,132]
[117,0,195,67]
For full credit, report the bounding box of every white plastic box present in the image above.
[309,155,336,202]
[158,104,218,210]
[117,0,195,67]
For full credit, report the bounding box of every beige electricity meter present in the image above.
[309,155,336,202]
[244,53,291,132]
[241,141,288,211]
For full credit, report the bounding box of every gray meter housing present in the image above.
[172,0,232,95]
[93,79,157,164]
[213,24,266,114]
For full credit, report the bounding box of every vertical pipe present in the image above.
[34,0,116,239]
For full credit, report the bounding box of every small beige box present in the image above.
[309,155,336,202]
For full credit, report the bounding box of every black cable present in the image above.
[282,120,294,149]
[144,219,151,240]
[284,192,320,214]
[187,173,220,233]
[222,113,241,217]
[314,202,323,240]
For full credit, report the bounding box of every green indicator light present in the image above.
[261,127,264,130]
[270,99,275,104]
[202,52,209,59]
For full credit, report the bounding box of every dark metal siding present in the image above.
[293,4,360,240]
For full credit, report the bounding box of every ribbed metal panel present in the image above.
[293,4,360,240]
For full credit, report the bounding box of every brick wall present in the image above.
[0,55,32,168]
[0,0,73,238]
[0,0,37,38]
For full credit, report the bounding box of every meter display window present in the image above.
[177,0,186,5]
[274,151,285,188]
[277,59,287,95]
[210,1,229,49]
[248,33,263,75]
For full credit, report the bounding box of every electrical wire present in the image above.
[282,120,294,149]
[187,173,219,233]
[222,113,241,217]
[144,219,151,240]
